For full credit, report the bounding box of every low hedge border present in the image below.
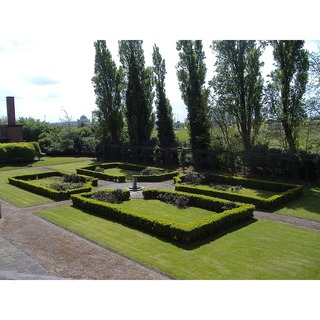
[76,162,179,183]
[71,188,255,243]
[8,171,98,201]
[174,173,304,211]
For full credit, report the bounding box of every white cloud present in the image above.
[1,39,319,123]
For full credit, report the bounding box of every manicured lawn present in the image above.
[276,187,320,221]
[35,205,320,280]
[0,168,53,207]
[103,168,140,181]
[0,157,97,207]
[32,156,97,167]
[194,184,277,199]
[44,158,102,174]
[119,199,218,224]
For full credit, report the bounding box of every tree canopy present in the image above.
[176,40,211,153]
[210,40,264,151]
[265,40,309,152]
[118,40,155,145]
[92,40,124,143]
[152,44,176,148]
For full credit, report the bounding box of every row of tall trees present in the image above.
[92,40,176,149]
[92,40,310,167]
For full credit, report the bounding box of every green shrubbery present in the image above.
[174,173,304,211]
[8,171,97,201]
[76,162,179,182]
[90,189,130,204]
[71,188,255,243]
[0,142,42,164]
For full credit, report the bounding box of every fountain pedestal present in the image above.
[129,175,143,191]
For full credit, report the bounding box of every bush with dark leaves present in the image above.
[221,201,237,211]
[140,167,163,175]
[91,189,129,204]
[183,171,203,185]
[158,193,189,209]
[62,173,82,183]
[49,181,84,191]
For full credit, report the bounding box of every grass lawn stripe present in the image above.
[0,168,54,207]
[276,187,320,221]
[35,206,320,280]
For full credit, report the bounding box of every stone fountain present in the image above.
[129,175,143,191]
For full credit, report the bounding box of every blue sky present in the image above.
[1,1,319,124]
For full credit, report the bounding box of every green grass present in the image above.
[41,158,102,174]
[276,187,320,221]
[118,199,217,224]
[0,168,53,207]
[175,129,189,144]
[194,184,277,199]
[103,168,140,181]
[0,157,97,207]
[35,205,320,280]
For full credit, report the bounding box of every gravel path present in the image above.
[0,177,318,280]
[0,199,172,280]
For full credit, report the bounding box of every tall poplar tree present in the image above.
[176,40,211,163]
[118,40,155,146]
[266,40,309,152]
[210,40,264,151]
[92,40,124,143]
[152,44,176,147]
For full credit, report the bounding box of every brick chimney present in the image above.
[6,96,16,125]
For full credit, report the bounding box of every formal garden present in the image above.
[1,155,319,279]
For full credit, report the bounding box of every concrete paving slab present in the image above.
[0,235,66,280]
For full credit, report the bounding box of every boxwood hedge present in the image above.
[8,171,98,201]
[76,162,179,183]
[0,142,42,164]
[174,173,304,211]
[71,188,255,243]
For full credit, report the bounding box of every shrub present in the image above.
[71,189,255,243]
[140,167,163,175]
[158,193,189,209]
[174,172,304,211]
[49,181,84,191]
[8,171,97,200]
[0,142,41,164]
[62,173,83,183]
[90,189,130,204]
[77,162,179,183]
[183,171,203,185]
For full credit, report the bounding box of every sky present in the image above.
[1,1,319,124]
[1,39,319,124]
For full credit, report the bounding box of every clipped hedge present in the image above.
[0,142,41,164]
[174,173,304,211]
[76,162,179,183]
[8,171,98,201]
[71,188,255,243]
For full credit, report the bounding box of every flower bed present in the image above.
[174,173,304,211]
[71,188,255,243]
[8,171,98,201]
[76,162,179,183]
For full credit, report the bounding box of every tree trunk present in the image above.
[282,119,297,152]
